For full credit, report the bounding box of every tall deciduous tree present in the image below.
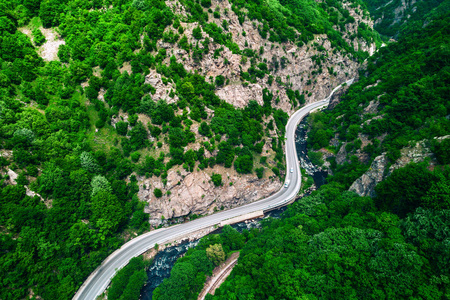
[206,244,226,266]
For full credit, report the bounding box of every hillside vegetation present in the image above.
[0,0,379,298]
[161,11,450,300]
[307,12,450,188]
[364,0,449,38]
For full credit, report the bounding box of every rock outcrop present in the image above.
[348,154,388,197]
[19,27,65,61]
[152,0,376,115]
[374,0,418,28]
[2,160,45,203]
[349,138,444,197]
[137,0,377,224]
[139,165,281,226]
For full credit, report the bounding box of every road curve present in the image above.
[73,79,354,300]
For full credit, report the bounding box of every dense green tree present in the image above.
[153,188,163,198]
[234,148,253,174]
[91,190,127,232]
[375,163,438,216]
[129,122,148,151]
[211,173,222,186]
[215,75,225,86]
[221,225,244,251]
[32,28,46,46]
[198,121,211,136]
[91,175,112,197]
[39,0,63,27]
[153,246,214,300]
[193,26,203,39]
[80,151,101,173]
[434,139,450,164]
[255,167,264,179]
[108,257,147,300]
[216,141,235,168]
[2,1,445,299]
[115,121,129,136]
[206,244,226,266]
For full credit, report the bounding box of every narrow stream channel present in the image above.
[295,117,328,188]
[139,115,326,300]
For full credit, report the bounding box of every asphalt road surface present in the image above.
[73,79,353,300]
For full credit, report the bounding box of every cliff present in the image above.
[137,0,377,225]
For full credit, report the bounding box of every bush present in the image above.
[255,167,264,179]
[80,152,100,173]
[211,173,222,186]
[128,114,138,126]
[129,122,148,150]
[260,156,267,165]
[206,244,225,266]
[130,152,141,162]
[153,188,163,198]
[201,0,211,8]
[91,175,112,197]
[199,121,211,136]
[32,28,46,46]
[193,26,202,39]
[272,167,280,177]
[95,119,105,128]
[234,155,253,174]
[215,75,225,87]
[309,151,324,167]
[116,121,128,135]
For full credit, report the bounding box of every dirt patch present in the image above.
[19,26,65,61]
[19,27,32,35]
[119,62,132,74]
[198,252,240,300]
[40,28,65,61]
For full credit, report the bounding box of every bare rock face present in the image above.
[328,84,350,109]
[149,0,376,116]
[363,100,380,114]
[349,138,443,197]
[145,69,179,104]
[135,0,377,223]
[139,166,281,227]
[374,0,418,28]
[216,83,264,108]
[335,143,349,165]
[7,168,18,185]
[349,154,388,197]
[19,27,65,61]
[5,166,45,202]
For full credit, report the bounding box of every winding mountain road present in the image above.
[73,79,354,300]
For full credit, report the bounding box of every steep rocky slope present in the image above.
[348,137,448,197]
[304,12,450,199]
[363,0,449,38]
[137,0,377,225]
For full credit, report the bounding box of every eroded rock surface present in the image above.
[152,0,376,115]
[349,138,445,197]
[139,166,281,226]
[135,0,376,223]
